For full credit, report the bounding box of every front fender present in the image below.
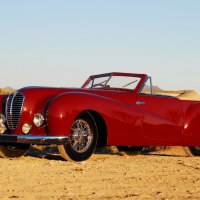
[46,92,142,146]
[46,92,114,137]
[183,102,200,145]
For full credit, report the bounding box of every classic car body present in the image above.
[0,72,200,161]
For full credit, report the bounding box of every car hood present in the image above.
[18,86,135,105]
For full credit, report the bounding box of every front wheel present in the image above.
[182,146,200,156]
[0,143,30,158]
[58,113,97,162]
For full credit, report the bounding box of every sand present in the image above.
[0,146,200,200]
[0,88,200,199]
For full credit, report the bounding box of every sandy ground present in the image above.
[0,89,200,200]
[0,146,200,200]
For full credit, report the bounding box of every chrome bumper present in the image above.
[0,134,68,145]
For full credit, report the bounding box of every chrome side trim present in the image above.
[0,134,68,145]
[136,101,145,105]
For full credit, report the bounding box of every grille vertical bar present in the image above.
[6,92,25,130]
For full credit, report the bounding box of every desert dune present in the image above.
[0,87,15,95]
[154,89,200,101]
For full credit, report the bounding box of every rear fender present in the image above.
[183,103,200,145]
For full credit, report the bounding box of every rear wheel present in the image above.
[58,113,97,162]
[0,143,30,158]
[117,146,143,155]
[182,146,200,156]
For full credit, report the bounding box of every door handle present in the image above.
[136,101,145,105]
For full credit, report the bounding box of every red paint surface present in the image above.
[1,72,200,146]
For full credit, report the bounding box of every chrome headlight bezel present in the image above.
[33,113,45,127]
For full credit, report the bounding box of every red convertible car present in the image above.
[0,72,200,161]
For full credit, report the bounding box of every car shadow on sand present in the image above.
[24,145,187,161]
[25,145,65,161]
[142,152,187,157]
[141,146,187,157]
[25,145,123,161]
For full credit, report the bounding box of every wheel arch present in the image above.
[77,110,108,146]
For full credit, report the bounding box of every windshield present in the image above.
[84,75,141,90]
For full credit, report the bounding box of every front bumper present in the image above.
[0,134,68,145]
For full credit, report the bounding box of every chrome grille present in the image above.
[6,92,25,130]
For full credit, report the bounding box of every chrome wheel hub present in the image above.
[70,119,93,153]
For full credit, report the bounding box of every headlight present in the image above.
[22,123,32,134]
[0,124,7,134]
[33,113,45,127]
[0,114,6,124]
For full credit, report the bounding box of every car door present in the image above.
[136,78,183,145]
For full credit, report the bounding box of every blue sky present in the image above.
[0,0,200,92]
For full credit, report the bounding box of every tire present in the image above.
[182,146,200,156]
[58,112,97,162]
[117,146,143,155]
[0,143,30,158]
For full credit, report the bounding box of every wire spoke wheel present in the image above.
[58,112,97,162]
[70,119,93,153]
